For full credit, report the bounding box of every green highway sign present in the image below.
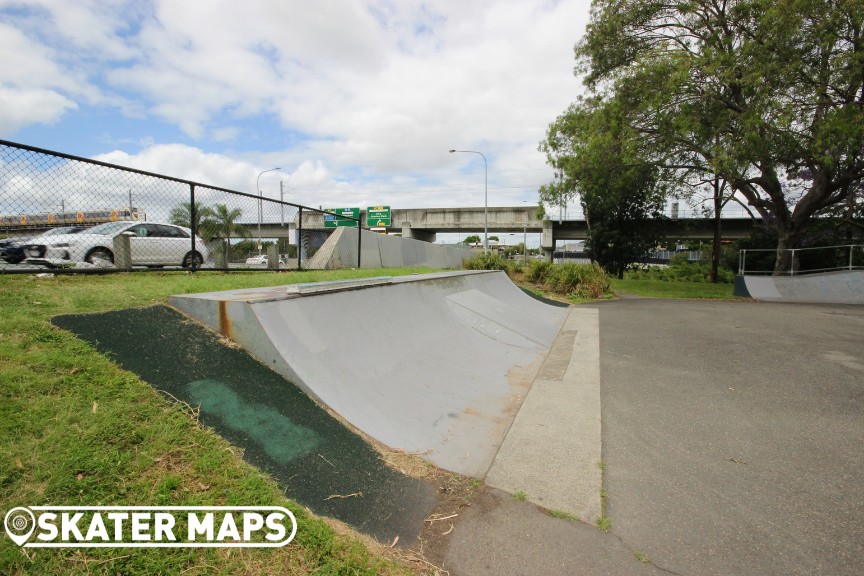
[367,205,391,227]
[324,207,360,228]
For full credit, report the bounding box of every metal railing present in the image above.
[0,140,363,273]
[739,244,864,276]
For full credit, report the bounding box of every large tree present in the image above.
[541,96,668,278]
[568,0,864,273]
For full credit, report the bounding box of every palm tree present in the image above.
[169,201,217,241]
[209,204,249,265]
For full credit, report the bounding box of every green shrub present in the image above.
[463,252,508,270]
[668,252,691,267]
[526,260,554,283]
[626,258,735,283]
[547,263,611,299]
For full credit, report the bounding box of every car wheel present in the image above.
[182,251,203,269]
[85,247,114,265]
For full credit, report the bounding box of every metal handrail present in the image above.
[739,244,863,276]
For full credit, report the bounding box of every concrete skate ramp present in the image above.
[169,271,569,477]
[735,270,864,304]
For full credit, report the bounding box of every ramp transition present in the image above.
[734,270,864,304]
[169,271,570,478]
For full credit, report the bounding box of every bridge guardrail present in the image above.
[0,139,363,273]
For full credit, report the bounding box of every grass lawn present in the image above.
[0,269,434,576]
[611,278,745,300]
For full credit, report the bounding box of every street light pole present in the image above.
[257,167,281,254]
[522,200,529,266]
[449,149,488,252]
[280,181,294,228]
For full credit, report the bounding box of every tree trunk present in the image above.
[774,229,801,275]
[711,182,722,283]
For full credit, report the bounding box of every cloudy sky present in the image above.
[1,0,591,220]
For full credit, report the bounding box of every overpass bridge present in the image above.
[244,206,763,256]
[2,204,764,256]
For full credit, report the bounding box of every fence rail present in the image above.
[0,140,363,273]
[739,244,864,276]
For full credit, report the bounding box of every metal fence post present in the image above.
[357,221,362,268]
[298,207,303,271]
[790,249,796,276]
[189,184,198,272]
[850,245,855,271]
[740,249,746,275]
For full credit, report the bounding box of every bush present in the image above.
[625,259,735,283]
[462,252,509,270]
[526,260,554,283]
[547,263,612,299]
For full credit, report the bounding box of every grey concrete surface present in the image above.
[486,307,602,523]
[170,271,569,478]
[443,488,662,576]
[595,298,864,576]
[306,226,474,269]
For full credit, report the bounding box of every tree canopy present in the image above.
[543,0,864,273]
[541,96,668,277]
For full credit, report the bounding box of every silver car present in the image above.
[24,221,210,268]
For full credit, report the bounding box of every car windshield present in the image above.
[85,222,132,235]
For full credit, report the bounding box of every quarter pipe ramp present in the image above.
[169,271,570,477]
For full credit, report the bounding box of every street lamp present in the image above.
[449,149,488,252]
[257,167,281,254]
[280,181,294,228]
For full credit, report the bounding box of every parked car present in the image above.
[1,226,85,264]
[1,236,34,264]
[24,221,210,268]
[245,254,285,266]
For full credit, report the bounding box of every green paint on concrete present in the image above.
[186,379,319,464]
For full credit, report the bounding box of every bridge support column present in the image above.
[542,220,554,263]
[401,222,436,243]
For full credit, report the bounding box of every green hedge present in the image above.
[627,254,735,283]
[462,252,509,270]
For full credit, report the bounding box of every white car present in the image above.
[245,254,285,266]
[24,221,210,268]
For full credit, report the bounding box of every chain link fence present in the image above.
[1,140,361,273]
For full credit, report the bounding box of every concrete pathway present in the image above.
[486,307,602,523]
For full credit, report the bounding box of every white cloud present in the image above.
[0,86,77,133]
[1,0,592,208]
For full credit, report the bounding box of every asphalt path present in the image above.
[596,298,864,576]
[443,298,863,576]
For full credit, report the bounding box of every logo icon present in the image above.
[4,507,36,546]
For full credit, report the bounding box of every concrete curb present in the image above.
[485,306,602,522]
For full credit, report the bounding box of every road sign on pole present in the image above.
[324,207,360,228]
[367,205,391,227]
